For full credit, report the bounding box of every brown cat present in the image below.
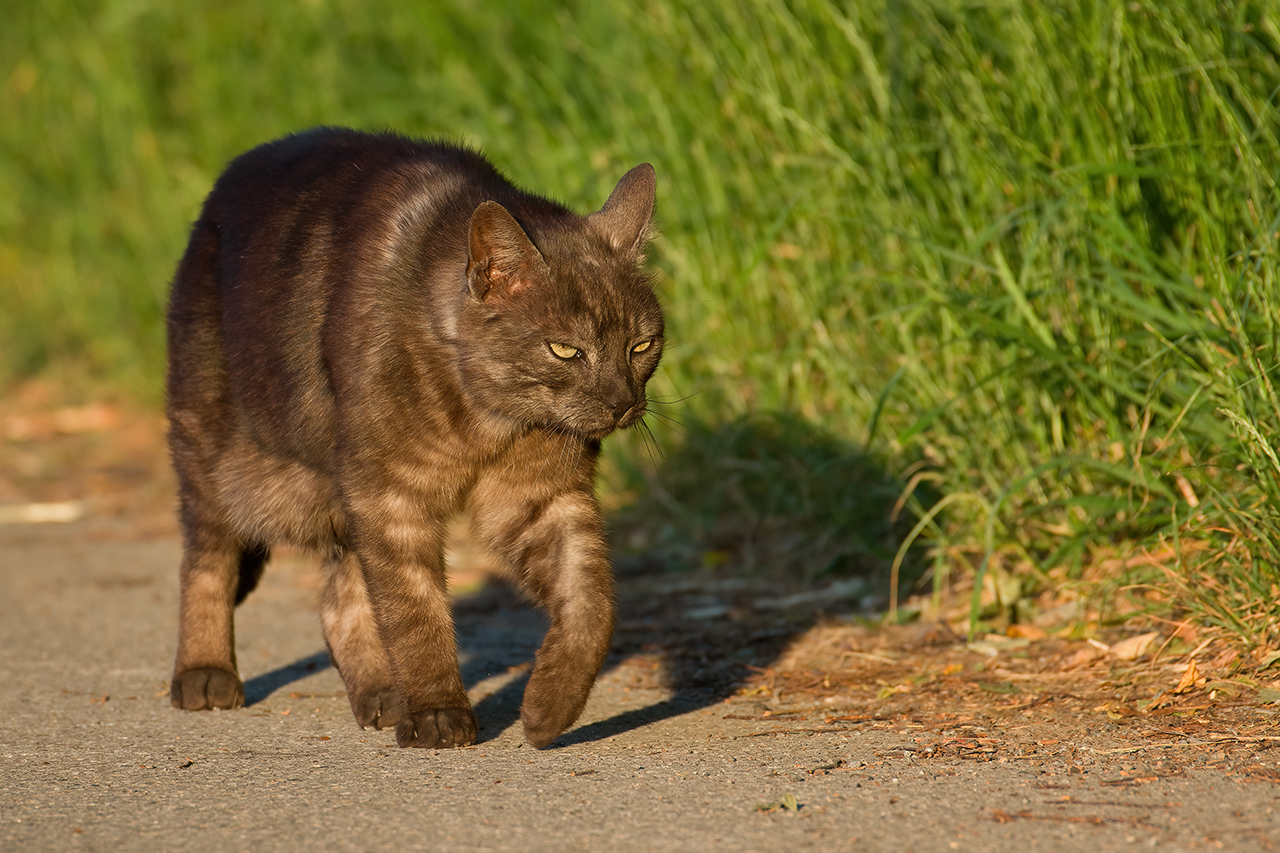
[165,127,662,749]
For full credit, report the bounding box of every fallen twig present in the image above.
[732,727,858,739]
[990,809,1158,829]
[1097,734,1280,755]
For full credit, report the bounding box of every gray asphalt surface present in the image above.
[2,523,1278,851]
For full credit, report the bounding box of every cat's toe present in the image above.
[351,687,402,730]
[171,667,244,711]
[395,707,478,748]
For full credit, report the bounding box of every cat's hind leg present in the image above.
[320,550,400,730]
[170,531,265,711]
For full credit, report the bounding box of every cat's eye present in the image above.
[549,342,581,360]
[631,340,653,355]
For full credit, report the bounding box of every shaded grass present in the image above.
[4,0,1280,644]
[608,412,917,587]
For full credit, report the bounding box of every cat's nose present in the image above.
[611,399,633,422]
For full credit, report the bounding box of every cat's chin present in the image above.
[551,420,618,443]
[559,423,613,442]
[535,411,628,442]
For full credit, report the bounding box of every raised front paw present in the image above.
[521,667,595,748]
[520,699,578,750]
[171,666,244,711]
[395,707,478,749]
[349,686,402,730]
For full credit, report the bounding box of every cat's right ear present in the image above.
[467,201,549,302]
[588,164,656,256]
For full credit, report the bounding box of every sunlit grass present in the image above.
[4,0,1279,645]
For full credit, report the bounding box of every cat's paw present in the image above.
[520,701,576,750]
[350,687,401,730]
[521,670,591,748]
[171,667,244,711]
[395,707,478,748]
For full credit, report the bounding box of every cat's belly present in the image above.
[212,435,345,551]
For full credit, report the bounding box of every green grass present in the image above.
[4,0,1280,645]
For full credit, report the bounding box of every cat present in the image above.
[165,127,662,749]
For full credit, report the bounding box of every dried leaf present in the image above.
[1109,632,1160,660]
[1065,645,1107,669]
[1210,648,1239,668]
[1174,658,1201,694]
[1203,680,1247,698]
[1139,692,1172,711]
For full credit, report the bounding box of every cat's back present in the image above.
[205,127,505,243]
[197,127,548,335]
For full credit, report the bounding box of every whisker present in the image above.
[634,419,672,504]
[644,409,688,433]
[639,419,667,466]
[555,425,575,477]
[647,389,702,405]
[534,423,567,480]
[532,437,551,480]
[565,428,583,475]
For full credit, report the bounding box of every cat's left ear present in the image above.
[588,164,656,256]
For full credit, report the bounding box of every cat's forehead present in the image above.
[506,214,659,334]
[528,257,659,339]
[533,220,617,267]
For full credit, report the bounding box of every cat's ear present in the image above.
[588,164,656,256]
[466,201,549,301]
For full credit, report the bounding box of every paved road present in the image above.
[2,523,1277,851]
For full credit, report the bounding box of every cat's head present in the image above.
[456,165,664,440]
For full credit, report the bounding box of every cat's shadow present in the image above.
[458,575,803,747]
[244,651,332,705]
[239,578,792,747]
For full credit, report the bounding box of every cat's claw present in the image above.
[171,667,244,711]
[395,707,478,749]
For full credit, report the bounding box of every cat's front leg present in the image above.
[349,516,478,749]
[469,481,615,748]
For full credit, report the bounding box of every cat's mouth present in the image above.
[614,403,646,432]
[567,402,646,440]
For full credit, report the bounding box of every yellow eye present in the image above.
[631,340,652,355]
[549,342,580,359]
